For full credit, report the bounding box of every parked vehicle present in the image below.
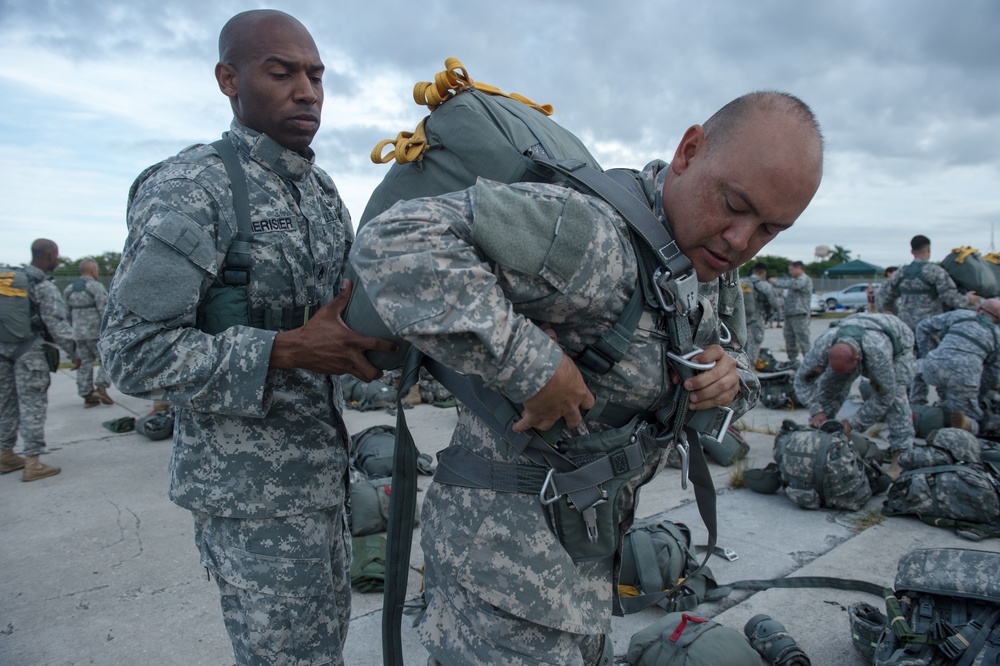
[819,282,872,311]
[810,293,826,314]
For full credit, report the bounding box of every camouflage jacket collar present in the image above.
[227,120,316,183]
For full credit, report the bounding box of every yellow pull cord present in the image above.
[950,246,979,264]
[0,273,28,297]
[370,57,554,165]
[983,253,1000,266]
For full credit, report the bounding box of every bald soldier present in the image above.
[100,10,394,665]
[353,92,824,665]
[794,312,915,480]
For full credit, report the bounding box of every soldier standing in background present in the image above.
[770,260,813,365]
[1,239,80,481]
[877,234,979,405]
[64,259,114,408]
[743,262,781,368]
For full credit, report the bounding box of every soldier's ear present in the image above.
[216,62,239,99]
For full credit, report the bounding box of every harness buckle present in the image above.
[653,266,698,316]
[676,433,690,490]
[539,468,562,506]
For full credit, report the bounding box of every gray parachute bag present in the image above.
[0,267,35,345]
[340,375,397,412]
[942,247,999,298]
[626,612,765,665]
[135,407,175,441]
[773,420,873,511]
[350,425,397,479]
[349,477,393,536]
[851,547,1000,666]
[882,429,1000,526]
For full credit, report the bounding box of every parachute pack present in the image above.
[850,548,1000,665]
[942,246,999,298]
[770,420,889,511]
[0,266,38,348]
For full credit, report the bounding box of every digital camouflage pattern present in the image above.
[744,274,781,366]
[1,265,76,457]
[915,309,1000,433]
[100,121,354,665]
[773,420,873,511]
[64,276,111,397]
[773,273,813,362]
[899,427,982,469]
[876,259,975,334]
[351,161,758,664]
[795,313,916,453]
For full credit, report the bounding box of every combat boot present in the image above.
[95,386,114,405]
[22,455,60,482]
[0,449,26,474]
[951,411,973,431]
[83,392,101,408]
[886,450,903,483]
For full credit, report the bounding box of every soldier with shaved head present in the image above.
[100,10,394,665]
[795,312,915,479]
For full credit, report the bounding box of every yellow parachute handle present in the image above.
[0,272,28,298]
[370,119,430,165]
[370,57,554,165]
[983,252,1000,266]
[617,584,640,597]
[950,246,979,264]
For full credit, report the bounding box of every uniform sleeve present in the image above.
[36,280,76,357]
[91,281,109,323]
[875,270,900,312]
[760,282,781,314]
[932,268,974,311]
[795,331,834,416]
[100,172,275,417]
[351,190,563,403]
[62,284,75,328]
[849,336,896,432]
[915,314,947,356]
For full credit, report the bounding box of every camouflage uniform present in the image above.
[0,265,76,457]
[876,259,974,404]
[745,274,781,368]
[351,162,759,665]
[794,313,915,453]
[100,122,354,666]
[64,276,111,398]
[772,273,813,362]
[915,310,1000,434]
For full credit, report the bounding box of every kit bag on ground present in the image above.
[350,533,387,593]
[618,518,724,615]
[772,420,879,511]
[849,547,1000,666]
[350,425,397,478]
[349,477,394,536]
[758,370,802,410]
[882,428,1000,527]
[136,406,175,441]
[700,426,750,467]
[626,612,766,666]
[942,246,999,298]
[340,375,397,412]
[911,404,954,439]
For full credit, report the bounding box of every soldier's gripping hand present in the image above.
[269,279,397,382]
[513,353,596,433]
[682,345,739,411]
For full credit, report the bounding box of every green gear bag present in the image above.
[942,246,999,298]
[348,477,393,536]
[0,267,35,344]
[626,612,765,666]
[350,533,387,593]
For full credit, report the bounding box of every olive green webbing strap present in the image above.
[210,139,252,240]
[382,347,423,666]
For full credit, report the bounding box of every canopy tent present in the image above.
[824,259,885,277]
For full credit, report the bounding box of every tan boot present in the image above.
[22,455,60,482]
[402,384,422,406]
[83,392,101,408]
[0,449,26,474]
[95,386,114,405]
[951,411,973,431]
[886,451,903,483]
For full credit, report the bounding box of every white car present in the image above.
[819,283,872,310]
[810,293,826,314]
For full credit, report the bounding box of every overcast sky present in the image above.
[2,0,998,272]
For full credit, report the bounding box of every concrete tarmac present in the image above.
[2,316,997,665]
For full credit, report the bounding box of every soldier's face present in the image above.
[221,21,324,152]
[662,113,821,281]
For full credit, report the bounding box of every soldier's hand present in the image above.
[269,280,397,382]
[71,358,82,371]
[683,345,739,411]
[968,291,981,306]
[840,419,853,434]
[809,412,827,428]
[513,353,595,433]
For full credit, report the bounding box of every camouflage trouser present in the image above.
[921,359,982,434]
[193,508,352,666]
[75,338,110,398]
[745,318,766,369]
[0,344,52,457]
[418,566,610,666]
[782,314,811,362]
